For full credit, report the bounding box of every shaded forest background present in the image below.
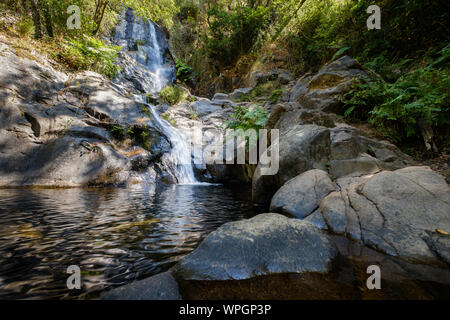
[0,0,449,157]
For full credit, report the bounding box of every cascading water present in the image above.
[136,95,198,184]
[115,9,198,184]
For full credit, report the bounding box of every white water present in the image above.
[145,104,197,184]
[144,22,172,93]
[136,21,198,184]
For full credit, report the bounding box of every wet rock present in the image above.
[173,213,338,280]
[270,169,335,219]
[101,272,182,300]
[113,8,175,94]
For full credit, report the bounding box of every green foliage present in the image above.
[161,113,177,125]
[284,0,449,76]
[224,105,268,133]
[204,4,270,68]
[17,15,33,36]
[109,124,126,140]
[176,58,193,82]
[332,46,350,61]
[159,84,184,105]
[341,49,450,145]
[239,81,282,102]
[269,89,283,104]
[56,35,121,78]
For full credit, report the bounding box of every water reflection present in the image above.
[0,185,258,299]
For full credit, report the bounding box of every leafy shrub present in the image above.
[159,84,184,105]
[56,35,121,79]
[284,0,449,76]
[224,105,268,132]
[341,57,449,145]
[108,124,126,140]
[176,58,193,83]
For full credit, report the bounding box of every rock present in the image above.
[316,166,450,265]
[278,71,292,84]
[289,56,367,113]
[329,154,382,178]
[229,87,253,101]
[290,77,310,102]
[252,124,331,205]
[173,213,338,280]
[270,169,335,219]
[67,72,148,126]
[113,8,175,94]
[101,272,182,300]
[249,70,279,87]
[190,98,222,117]
[0,39,67,103]
[254,107,412,204]
[329,125,412,169]
[212,92,230,101]
[0,135,130,187]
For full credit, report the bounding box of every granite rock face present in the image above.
[270,169,335,219]
[272,166,450,265]
[173,213,338,280]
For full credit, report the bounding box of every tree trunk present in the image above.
[39,0,53,37]
[418,118,438,153]
[93,0,108,35]
[28,0,42,39]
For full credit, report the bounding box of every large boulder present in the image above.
[229,87,253,101]
[252,124,331,205]
[190,98,222,117]
[101,272,182,300]
[270,169,335,219]
[253,121,412,205]
[0,135,130,187]
[290,56,368,112]
[0,39,165,187]
[315,166,450,265]
[173,213,338,280]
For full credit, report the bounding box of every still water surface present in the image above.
[0,184,258,299]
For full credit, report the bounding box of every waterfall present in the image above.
[116,10,198,184]
[145,103,197,184]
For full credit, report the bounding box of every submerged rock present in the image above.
[101,272,181,300]
[173,213,338,280]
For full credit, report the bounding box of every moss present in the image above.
[159,84,184,105]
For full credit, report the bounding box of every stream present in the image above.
[0,185,259,299]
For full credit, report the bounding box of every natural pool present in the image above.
[0,184,259,299]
